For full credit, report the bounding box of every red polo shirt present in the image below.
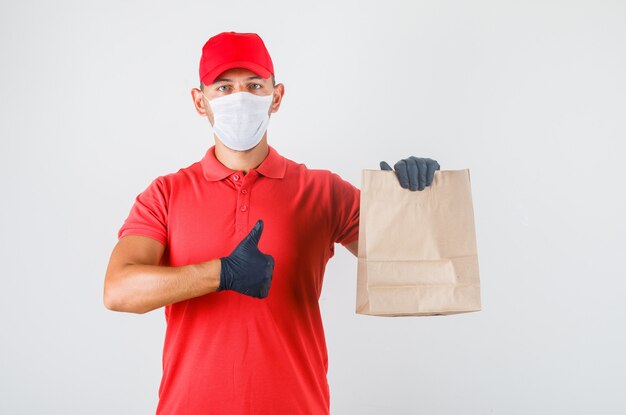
[117,145,360,414]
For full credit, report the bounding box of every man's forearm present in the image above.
[104,259,221,314]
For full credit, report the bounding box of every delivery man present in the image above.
[104,31,440,414]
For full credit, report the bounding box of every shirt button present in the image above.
[241,189,248,194]
[240,205,248,212]
[233,174,240,181]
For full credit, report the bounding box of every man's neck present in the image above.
[213,134,270,175]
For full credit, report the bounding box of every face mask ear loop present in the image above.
[201,91,211,106]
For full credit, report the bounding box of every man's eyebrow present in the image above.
[212,76,265,84]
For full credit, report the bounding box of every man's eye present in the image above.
[249,83,262,89]
[217,85,229,92]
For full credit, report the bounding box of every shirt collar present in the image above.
[200,145,287,181]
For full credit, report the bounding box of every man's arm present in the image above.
[345,239,358,257]
[104,219,274,314]
[103,235,221,314]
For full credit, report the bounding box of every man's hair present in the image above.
[200,74,276,91]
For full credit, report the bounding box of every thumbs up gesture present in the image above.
[218,219,275,299]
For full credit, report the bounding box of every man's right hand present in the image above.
[219,219,274,299]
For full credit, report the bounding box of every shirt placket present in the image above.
[232,170,258,236]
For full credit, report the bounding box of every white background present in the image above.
[1,0,625,414]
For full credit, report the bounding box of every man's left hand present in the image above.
[380,157,441,191]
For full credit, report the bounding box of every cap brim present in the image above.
[201,61,272,86]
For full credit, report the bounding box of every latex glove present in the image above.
[219,219,274,299]
[380,157,441,191]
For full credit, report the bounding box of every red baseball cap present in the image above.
[199,31,274,86]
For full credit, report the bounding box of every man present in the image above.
[104,31,440,414]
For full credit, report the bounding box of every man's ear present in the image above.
[191,87,208,116]
[270,83,285,114]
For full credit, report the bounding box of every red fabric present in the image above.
[117,145,360,414]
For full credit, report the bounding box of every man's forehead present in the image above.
[213,68,268,84]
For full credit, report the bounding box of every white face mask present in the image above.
[202,91,274,151]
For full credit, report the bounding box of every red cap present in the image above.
[199,31,274,86]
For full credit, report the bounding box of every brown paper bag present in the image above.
[356,169,481,316]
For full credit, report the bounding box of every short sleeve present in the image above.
[329,172,361,246]
[117,177,169,245]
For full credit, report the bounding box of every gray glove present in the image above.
[219,219,274,299]
[380,157,440,191]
